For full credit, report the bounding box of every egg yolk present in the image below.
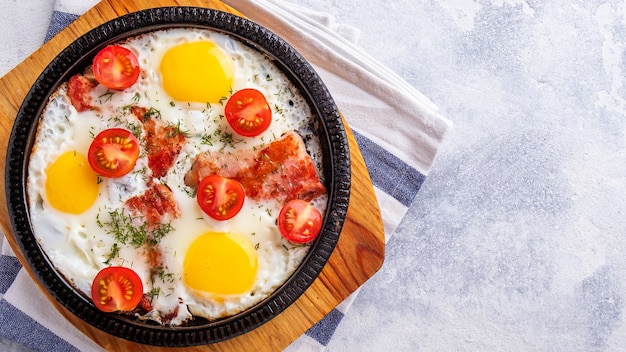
[160,41,234,103]
[45,151,99,214]
[184,231,258,296]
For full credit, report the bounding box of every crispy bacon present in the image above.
[145,244,163,275]
[138,294,154,313]
[137,294,181,325]
[125,183,180,229]
[67,73,97,112]
[185,131,327,203]
[160,305,180,325]
[130,106,187,179]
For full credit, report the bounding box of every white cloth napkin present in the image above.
[0,0,451,351]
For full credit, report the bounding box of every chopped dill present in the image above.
[219,131,235,148]
[166,120,190,138]
[147,287,161,300]
[200,134,214,146]
[104,243,120,265]
[98,209,175,261]
[131,166,149,182]
[98,90,115,103]
[160,270,175,283]
[183,185,197,198]
[143,107,161,120]
[214,129,243,150]
[132,92,141,103]
[127,122,143,139]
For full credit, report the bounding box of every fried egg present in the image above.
[27,28,326,325]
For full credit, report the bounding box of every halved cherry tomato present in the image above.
[224,88,272,137]
[197,175,245,220]
[92,45,140,90]
[88,128,140,178]
[91,266,143,313]
[277,199,323,244]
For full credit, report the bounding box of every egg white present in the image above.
[27,28,327,325]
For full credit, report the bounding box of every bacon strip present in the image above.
[67,74,97,112]
[130,106,187,179]
[138,294,154,313]
[125,183,180,229]
[185,131,327,203]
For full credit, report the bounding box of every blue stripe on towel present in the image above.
[44,11,80,43]
[0,301,80,352]
[353,130,426,207]
[0,255,21,294]
[305,308,345,346]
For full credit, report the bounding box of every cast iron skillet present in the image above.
[5,6,350,346]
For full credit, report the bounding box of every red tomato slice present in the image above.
[225,88,272,137]
[197,175,245,220]
[91,266,143,313]
[278,199,323,244]
[88,128,140,178]
[92,45,140,90]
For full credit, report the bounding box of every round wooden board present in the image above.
[0,0,385,350]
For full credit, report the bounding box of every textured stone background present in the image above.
[296,1,626,351]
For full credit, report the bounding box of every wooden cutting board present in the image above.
[0,0,385,351]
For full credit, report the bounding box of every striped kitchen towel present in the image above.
[0,0,451,351]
